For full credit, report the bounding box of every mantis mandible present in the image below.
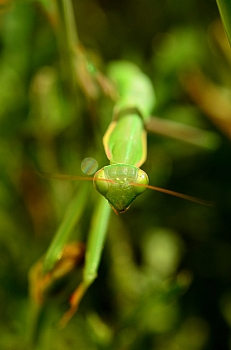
[30,60,212,328]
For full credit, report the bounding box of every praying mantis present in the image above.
[93,61,213,214]
[29,59,214,329]
[93,61,154,214]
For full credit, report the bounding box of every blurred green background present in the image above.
[0,0,231,349]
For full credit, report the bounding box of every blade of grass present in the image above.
[216,0,231,46]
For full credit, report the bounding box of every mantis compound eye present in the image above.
[93,168,109,196]
[133,169,149,195]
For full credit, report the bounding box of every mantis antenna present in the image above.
[130,182,214,207]
[36,170,213,210]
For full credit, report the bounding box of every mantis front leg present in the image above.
[60,195,111,326]
[29,184,111,331]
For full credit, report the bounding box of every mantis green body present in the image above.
[94,61,156,213]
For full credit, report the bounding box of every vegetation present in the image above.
[0,0,231,349]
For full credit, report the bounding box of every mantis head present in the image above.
[93,164,149,214]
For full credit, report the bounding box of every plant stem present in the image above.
[216,0,231,46]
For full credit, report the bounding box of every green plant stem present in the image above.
[55,0,80,92]
[60,0,79,50]
[216,0,231,46]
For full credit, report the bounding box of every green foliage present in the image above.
[0,1,230,349]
